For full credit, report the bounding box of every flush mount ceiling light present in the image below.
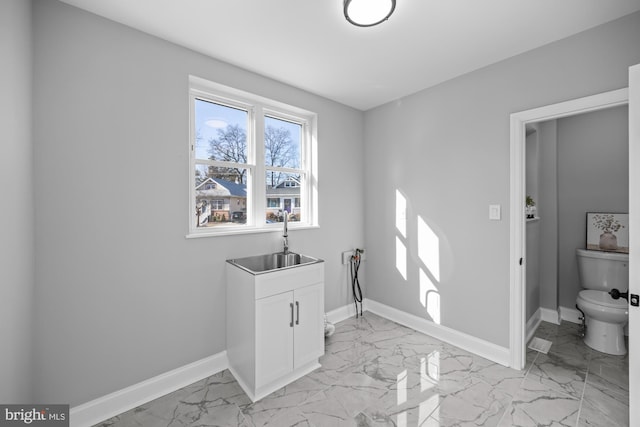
[344,0,396,27]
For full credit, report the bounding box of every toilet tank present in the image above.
[576,248,629,291]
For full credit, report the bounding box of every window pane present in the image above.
[194,98,248,163]
[189,78,317,235]
[195,163,248,185]
[265,171,302,224]
[195,165,248,227]
[264,116,301,169]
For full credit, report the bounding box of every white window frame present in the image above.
[187,76,318,237]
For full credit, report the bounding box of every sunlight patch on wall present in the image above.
[396,190,407,238]
[396,236,407,280]
[420,269,440,324]
[418,215,440,282]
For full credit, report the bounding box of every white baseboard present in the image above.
[560,305,582,324]
[70,351,229,427]
[70,298,518,426]
[326,300,365,325]
[540,307,561,325]
[365,299,510,367]
[526,309,542,344]
[527,306,562,343]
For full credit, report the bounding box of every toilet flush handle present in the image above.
[609,289,629,301]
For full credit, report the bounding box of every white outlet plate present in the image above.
[489,204,501,220]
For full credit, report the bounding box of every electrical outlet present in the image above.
[489,204,501,220]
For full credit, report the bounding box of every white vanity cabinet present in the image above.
[226,260,324,402]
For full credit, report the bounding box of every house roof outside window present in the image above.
[196,177,301,198]
[195,177,247,198]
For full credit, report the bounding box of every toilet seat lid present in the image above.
[579,290,628,309]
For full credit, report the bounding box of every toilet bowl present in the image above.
[576,290,628,355]
[575,248,629,355]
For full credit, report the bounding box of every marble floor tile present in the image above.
[526,352,587,399]
[524,347,539,373]
[428,376,512,426]
[94,317,629,427]
[96,370,252,427]
[497,377,581,427]
[578,399,628,427]
[468,363,526,399]
[580,371,629,427]
[588,351,629,391]
[533,321,559,338]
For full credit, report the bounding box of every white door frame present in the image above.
[628,63,639,426]
[509,88,629,370]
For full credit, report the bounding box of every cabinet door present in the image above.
[255,291,294,387]
[293,283,324,369]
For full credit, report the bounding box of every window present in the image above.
[188,76,318,236]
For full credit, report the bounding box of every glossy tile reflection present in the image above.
[96,315,628,426]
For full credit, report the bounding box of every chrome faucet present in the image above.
[283,211,289,254]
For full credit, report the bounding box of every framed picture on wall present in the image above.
[586,212,629,253]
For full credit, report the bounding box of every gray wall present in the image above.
[0,0,35,402]
[32,0,365,405]
[363,12,640,347]
[557,105,629,308]
[538,120,559,310]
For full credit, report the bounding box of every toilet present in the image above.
[575,248,629,355]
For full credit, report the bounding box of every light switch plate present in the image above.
[489,204,501,220]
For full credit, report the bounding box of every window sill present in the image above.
[186,224,320,239]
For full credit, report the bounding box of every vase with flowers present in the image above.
[592,213,625,250]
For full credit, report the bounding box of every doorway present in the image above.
[509,88,629,368]
[509,87,631,422]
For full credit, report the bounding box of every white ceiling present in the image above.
[59,0,640,111]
